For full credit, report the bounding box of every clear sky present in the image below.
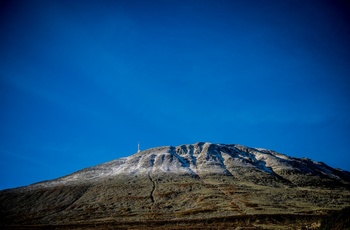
[1,0,349,190]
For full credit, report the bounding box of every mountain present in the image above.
[1,142,350,229]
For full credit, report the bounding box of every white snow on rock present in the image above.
[27,142,348,189]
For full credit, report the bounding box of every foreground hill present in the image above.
[1,142,350,229]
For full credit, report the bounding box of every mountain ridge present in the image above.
[18,142,350,190]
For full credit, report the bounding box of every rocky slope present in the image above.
[1,142,350,229]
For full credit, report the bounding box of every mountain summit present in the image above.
[1,142,350,229]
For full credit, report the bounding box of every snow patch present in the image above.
[24,142,348,189]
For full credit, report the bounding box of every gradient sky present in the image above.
[1,0,350,189]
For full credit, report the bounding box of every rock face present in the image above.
[1,142,350,229]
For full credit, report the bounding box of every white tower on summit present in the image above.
[137,142,141,153]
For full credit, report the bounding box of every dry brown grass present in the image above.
[1,173,349,228]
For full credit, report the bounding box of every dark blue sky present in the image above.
[1,0,350,189]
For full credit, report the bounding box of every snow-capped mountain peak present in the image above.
[28,142,350,189]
